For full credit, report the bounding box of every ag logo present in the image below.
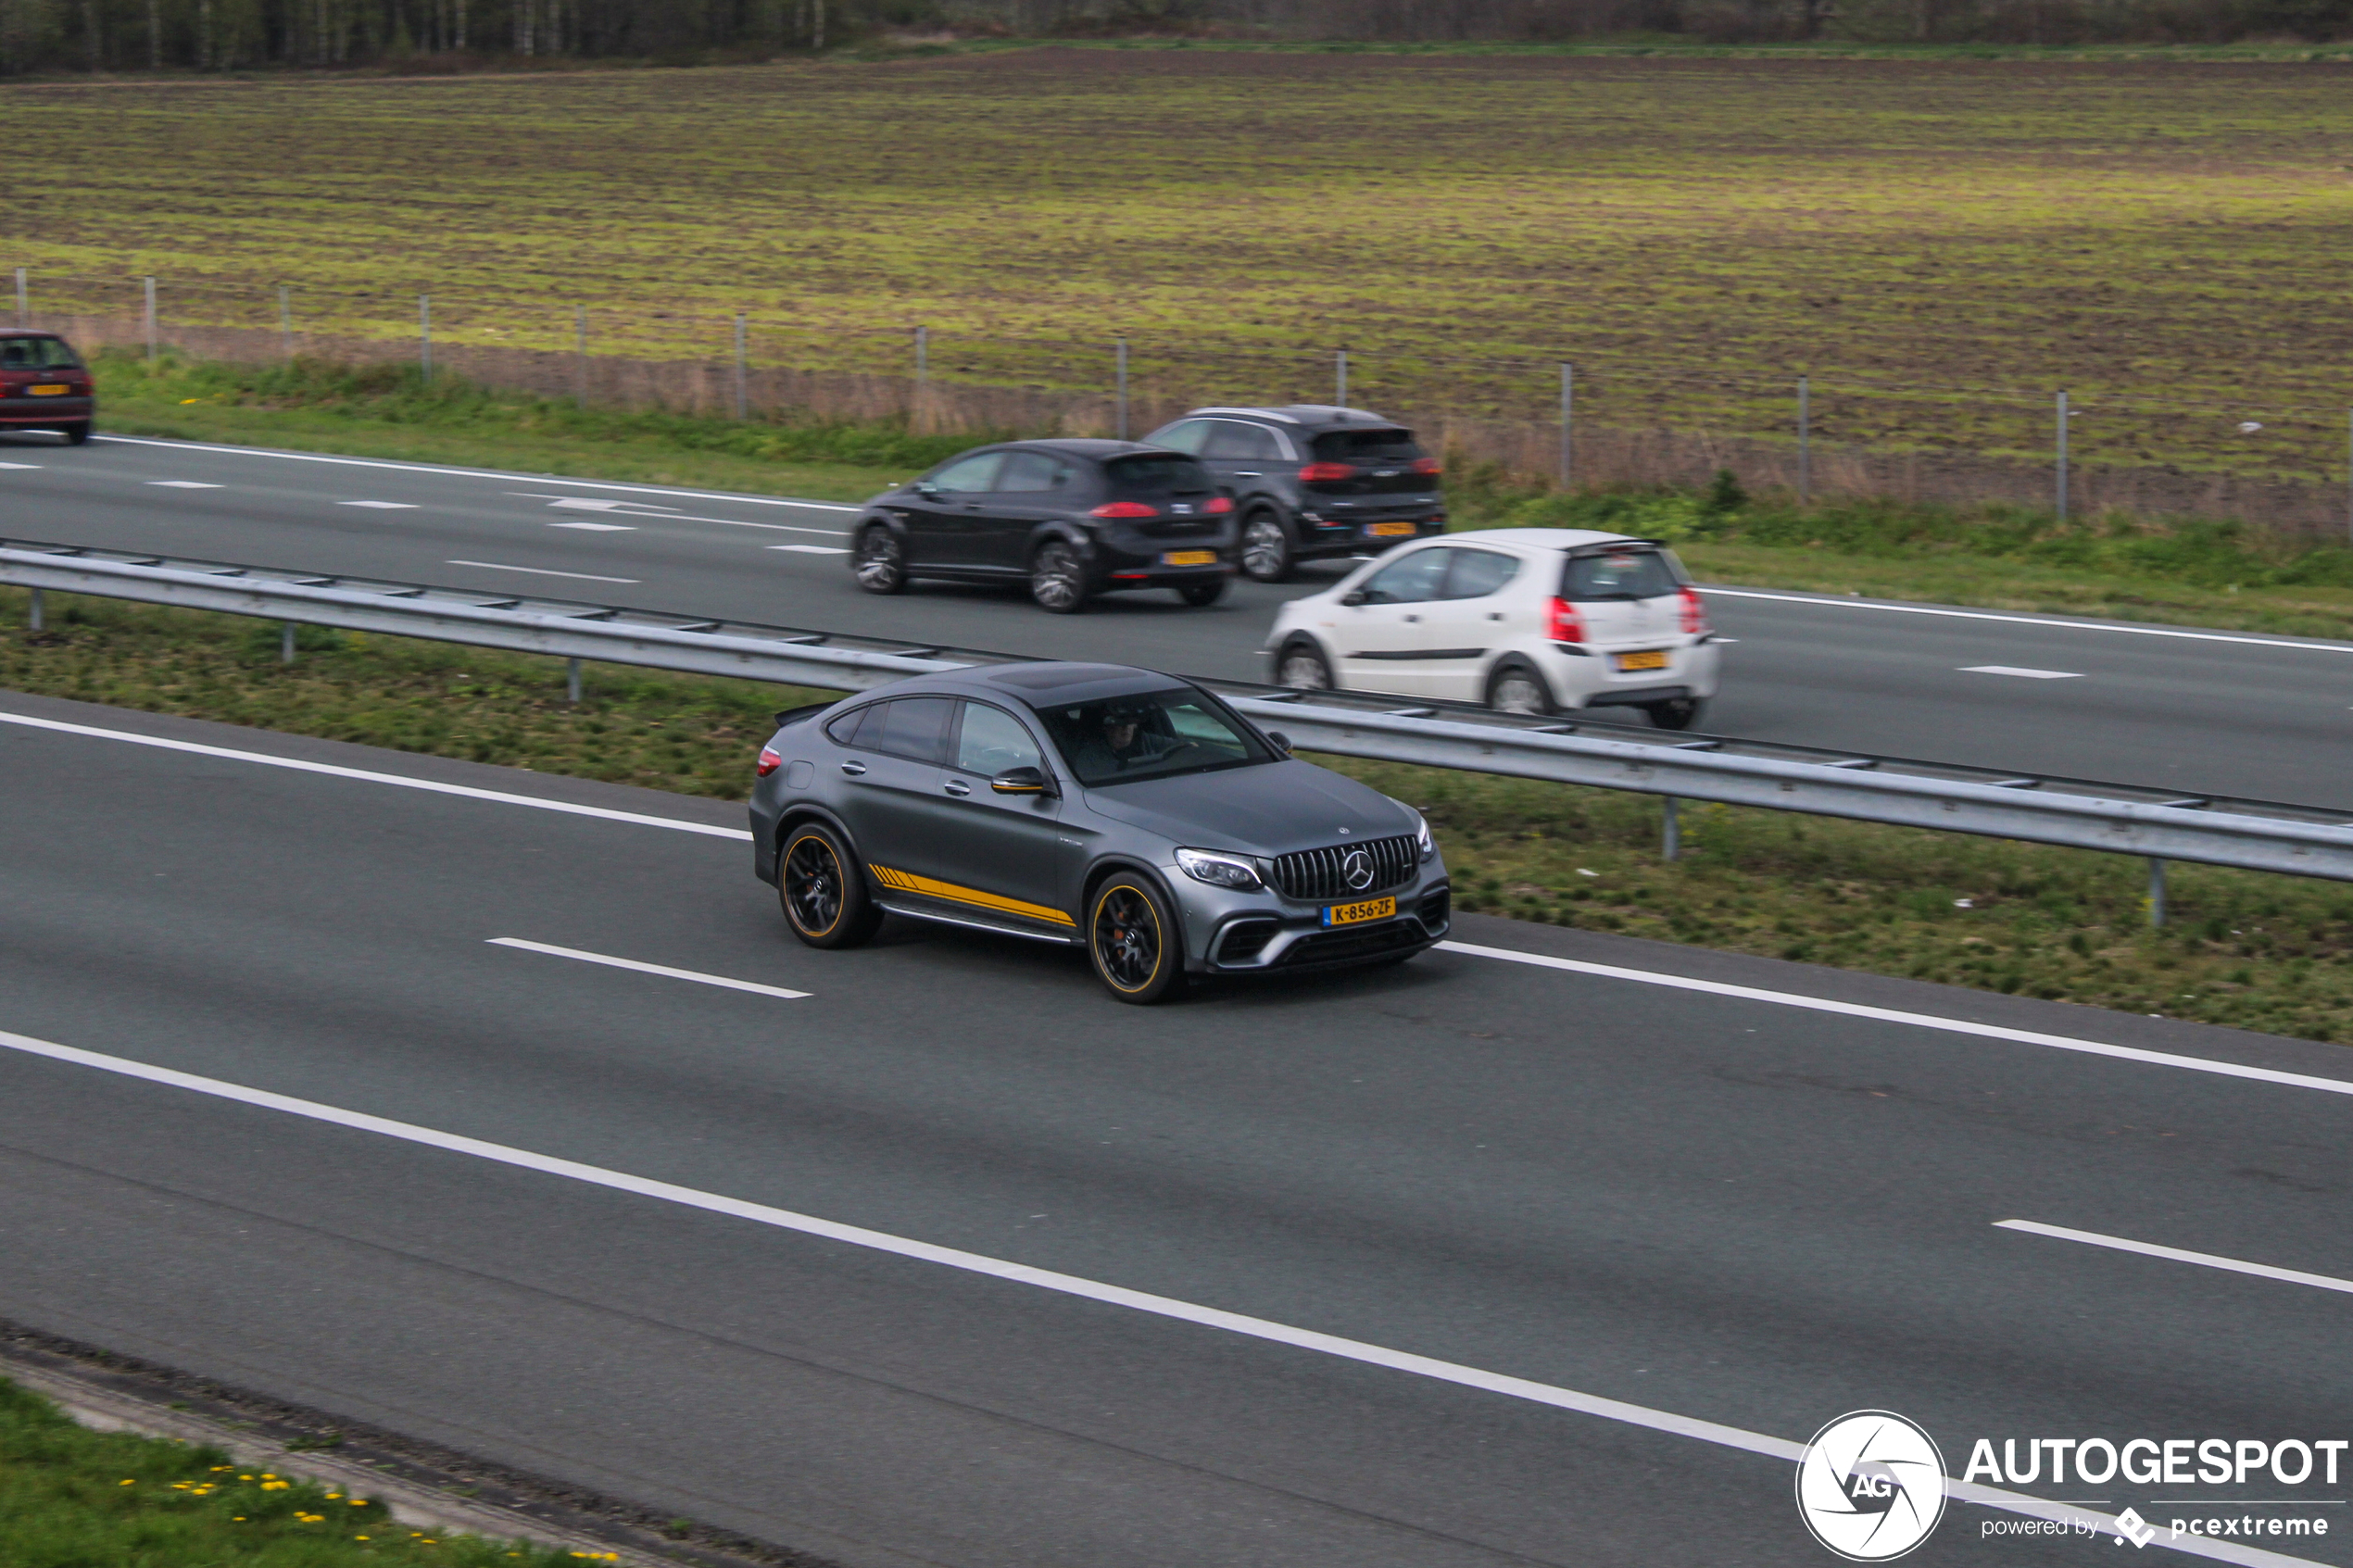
[1795,1411,1947,1562]
[1341,849,1375,890]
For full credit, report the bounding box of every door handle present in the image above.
[1488,612,1504,621]
[839,760,867,776]
[1403,614,1421,623]
[944,778,972,797]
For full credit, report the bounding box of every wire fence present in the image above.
[15,265,2353,535]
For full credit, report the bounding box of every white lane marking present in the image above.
[487,937,808,999]
[1704,587,2353,657]
[548,521,635,533]
[340,500,418,509]
[0,461,43,470]
[94,434,864,511]
[146,480,221,489]
[771,545,850,555]
[1961,665,2084,680]
[9,708,2348,1109]
[1997,1220,2353,1298]
[0,712,752,841]
[446,559,639,583]
[1435,941,2353,1099]
[511,495,848,536]
[0,1025,2307,1565]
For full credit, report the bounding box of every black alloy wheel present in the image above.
[780,825,882,948]
[1484,660,1555,717]
[1645,697,1705,732]
[1239,510,1294,583]
[1031,539,1087,614]
[853,527,907,595]
[1088,875,1183,1004]
[1276,638,1334,692]
[1177,580,1227,608]
[60,422,91,446]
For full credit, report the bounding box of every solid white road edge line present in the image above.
[0,711,753,841]
[1704,587,2353,656]
[1995,1220,2353,1298]
[92,435,864,511]
[1434,942,2353,1099]
[0,1025,2311,1567]
[9,709,2348,1105]
[486,937,808,999]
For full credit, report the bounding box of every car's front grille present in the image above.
[1277,920,1425,967]
[1270,834,1417,903]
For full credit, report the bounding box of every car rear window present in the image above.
[824,696,953,763]
[0,336,81,370]
[1310,427,1423,464]
[1561,547,1686,602]
[1105,455,1214,496]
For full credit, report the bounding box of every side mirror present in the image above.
[1340,589,1368,608]
[914,480,939,496]
[991,766,1054,797]
[1266,732,1293,756]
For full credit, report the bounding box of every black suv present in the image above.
[849,438,1236,615]
[1143,405,1445,583]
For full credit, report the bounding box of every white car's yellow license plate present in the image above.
[1322,895,1396,928]
[1162,549,1217,567]
[27,384,69,396]
[1616,648,1669,672]
[1366,521,1416,538]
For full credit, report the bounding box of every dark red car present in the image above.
[0,332,94,445]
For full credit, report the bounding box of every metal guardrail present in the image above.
[7,539,2353,900]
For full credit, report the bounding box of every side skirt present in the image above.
[877,901,1082,946]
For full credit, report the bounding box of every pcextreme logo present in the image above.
[1796,1411,1950,1562]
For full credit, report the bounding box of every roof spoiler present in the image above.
[1561,537,1670,558]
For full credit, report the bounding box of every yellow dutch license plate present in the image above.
[1322,895,1397,928]
[27,384,69,396]
[1616,649,1669,672]
[1366,521,1416,537]
[1162,549,1217,567]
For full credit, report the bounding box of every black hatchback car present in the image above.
[849,438,1237,614]
[1143,405,1446,583]
[0,332,95,445]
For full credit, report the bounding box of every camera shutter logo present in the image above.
[1795,1411,1947,1562]
[1341,849,1375,891]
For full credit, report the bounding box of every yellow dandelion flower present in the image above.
[349,1498,370,1506]
[120,1479,136,1486]
[356,1536,370,1541]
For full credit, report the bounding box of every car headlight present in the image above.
[1410,810,1435,863]
[1176,847,1264,891]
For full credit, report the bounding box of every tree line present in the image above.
[4,0,2348,77]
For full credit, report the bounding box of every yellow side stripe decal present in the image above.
[869,864,1076,927]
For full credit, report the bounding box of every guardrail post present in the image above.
[277,284,293,361]
[26,587,41,631]
[1115,338,1128,441]
[12,267,24,329]
[1662,797,1681,862]
[566,657,583,704]
[2147,856,2167,928]
[1797,375,1810,503]
[281,621,296,664]
[144,277,157,361]
[733,313,749,420]
[419,295,433,385]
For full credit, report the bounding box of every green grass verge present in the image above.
[0,1374,599,1566]
[4,587,2345,1042]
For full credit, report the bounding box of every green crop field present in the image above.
[9,47,2353,481]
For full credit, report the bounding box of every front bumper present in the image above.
[1170,862,1453,974]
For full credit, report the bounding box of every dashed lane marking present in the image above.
[340,500,418,509]
[446,560,639,583]
[146,480,221,489]
[486,937,809,999]
[771,545,850,555]
[1961,666,2084,680]
[1995,1220,2353,1298]
[547,521,635,532]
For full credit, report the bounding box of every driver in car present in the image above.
[1075,707,1175,774]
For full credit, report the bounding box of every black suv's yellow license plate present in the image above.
[27,384,69,396]
[1365,521,1416,537]
[1162,549,1217,567]
[1322,896,1396,928]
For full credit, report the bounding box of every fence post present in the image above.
[1662,797,1681,862]
[144,276,157,360]
[733,313,749,420]
[1798,375,1810,504]
[277,284,293,361]
[1115,338,1128,441]
[12,267,24,328]
[419,295,433,384]
[2147,856,2166,929]
[574,304,588,408]
[566,657,583,705]
[1559,362,1573,487]
[915,323,928,388]
[27,587,42,632]
[2056,390,2069,521]
[2346,409,2351,546]
[1336,347,1348,408]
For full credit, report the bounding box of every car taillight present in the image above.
[1205,495,1233,514]
[1679,585,1712,635]
[1547,596,1586,644]
[1297,462,1356,483]
[1409,457,1441,477]
[1090,501,1158,519]
[756,746,782,777]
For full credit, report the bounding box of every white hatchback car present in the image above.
[1265,528,1722,729]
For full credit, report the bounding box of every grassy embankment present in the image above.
[13,49,2353,478]
[6,580,2347,1043]
[0,1374,602,1565]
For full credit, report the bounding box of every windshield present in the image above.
[1038,687,1271,787]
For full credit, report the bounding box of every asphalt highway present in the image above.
[3,691,2350,1566]
[3,431,2350,809]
